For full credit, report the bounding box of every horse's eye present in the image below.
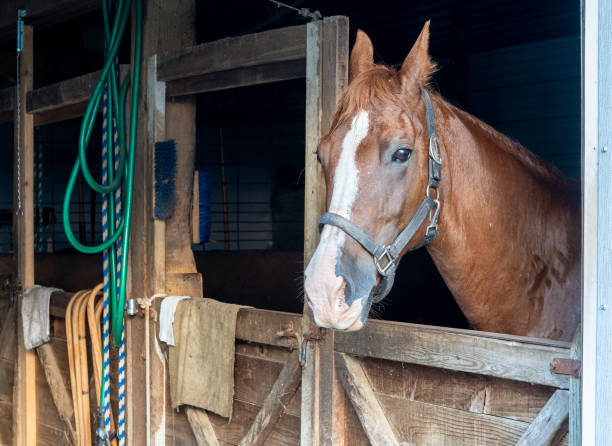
[392,148,412,163]
[316,152,322,164]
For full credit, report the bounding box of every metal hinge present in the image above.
[551,358,581,378]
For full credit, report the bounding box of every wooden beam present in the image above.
[515,389,569,446]
[335,353,400,446]
[335,319,571,388]
[166,59,306,97]
[13,24,36,446]
[156,24,307,82]
[0,0,99,42]
[185,407,220,446]
[36,343,77,445]
[301,16,349,446]
[239,352,302,446]
[25,65,130,126]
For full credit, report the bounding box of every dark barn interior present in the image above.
[0,0,580,329]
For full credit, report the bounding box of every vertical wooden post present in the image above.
[594,0,612,442]
[129,1,196,444]
[12,24,36,446]
[302,16,349,446]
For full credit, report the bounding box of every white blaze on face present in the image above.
[304,110,369,329]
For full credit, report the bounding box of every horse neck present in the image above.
[424,98,580,337]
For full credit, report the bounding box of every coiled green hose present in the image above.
[63,0,142,344]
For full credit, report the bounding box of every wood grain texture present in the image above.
[166,60,306,97]
[379,393,528,446]
[515,389,569,446]
[335,320,571,388]
[234,352,300,417]
[26,66,129,114]
[185,406,220,446]
[157,24,307,82]
[36,343,76,444]
[301,16,349,446]
[13,25,36,446]
[235,308,301,347]
[359,356,557,423]
[335,353,400,446]
[207,400,299,446]
[238,353,301,446]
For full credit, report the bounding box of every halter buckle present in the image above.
[374,247,396,276]
[429,135,442,164]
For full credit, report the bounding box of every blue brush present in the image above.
[154,140,176,220]
[198,169,211,243]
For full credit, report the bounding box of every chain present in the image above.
[15,51,22,216]
[15,9,26,217]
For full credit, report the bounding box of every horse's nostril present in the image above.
[338,273,355,305]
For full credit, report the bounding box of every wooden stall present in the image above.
[0,1,589,445]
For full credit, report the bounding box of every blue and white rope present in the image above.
[101,84,113,439]
[112,89,127,446]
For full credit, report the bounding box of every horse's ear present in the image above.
[399,21,435,97]
[350,30,374,82]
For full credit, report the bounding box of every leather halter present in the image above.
[318,89,442,303]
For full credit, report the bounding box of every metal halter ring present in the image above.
[374,248,396,276]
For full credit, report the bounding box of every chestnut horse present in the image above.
[304,22,580,341]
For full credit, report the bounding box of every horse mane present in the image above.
[448,103,579,190]
[328,64,577,191]
[328,65,402,134]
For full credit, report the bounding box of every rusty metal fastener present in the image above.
[551,358,581,378]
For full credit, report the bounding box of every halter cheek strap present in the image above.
[318,89,442,303]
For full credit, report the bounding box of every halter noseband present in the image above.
[318,89,442,303]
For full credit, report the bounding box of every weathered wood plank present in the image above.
[185,406,220,446]
[335,353,400,446]
[238,352,301,446]
[235,308,301,347]
[335,320,571,388]
[13,25,36,446]
[379,393,529,445]
[166,59,305,97]
[36,343,76,444]
[157,24,307,82]
[360,356,557,423]
[207,400,300,446]
[515,389,569,446]
[234,352,300,417]
[301,16,349,446]
[26,66,129,115]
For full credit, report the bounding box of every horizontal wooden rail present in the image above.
[0,66,129,126]
[157,24,307,91]
[49,292,301,348]
[335,319,571,389]
[27,65,129,126]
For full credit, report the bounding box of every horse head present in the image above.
[304,22,441,331]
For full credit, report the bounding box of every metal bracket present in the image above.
[17,9,26,52]
[551,358,581,378]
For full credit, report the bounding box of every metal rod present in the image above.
[219,128,230,250]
